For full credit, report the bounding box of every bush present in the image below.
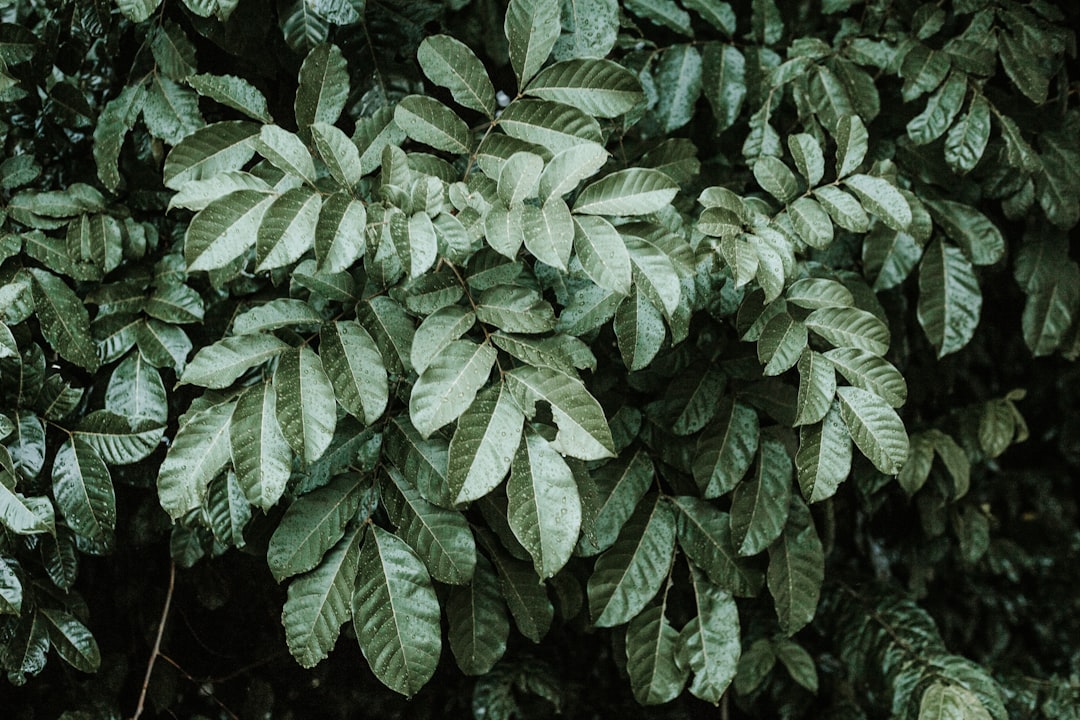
[0,0,1078,717]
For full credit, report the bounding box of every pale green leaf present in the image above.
[315,193,366,273]
[923,197,1004,266]
[539,143,609,201]
[410,340,496,438]
[320,321,388,425]
[418,35,496,117]
[805,306,890,356]
[274,346,337,464]
[758,311,807,376]
[625,0,692,35]
[231,382,292,512]
[788,197,834,249]
[184,189,275,272]
[232,299,322,335]
[168,171,273,212]
[357,296,415,375]
[116,0,161,22]
[615,285,665,372]
[907,71,967,145]
[268,473,365,582]
[498,99,603,155]
[187,73,272,123]
[505,364,615,460]
[794,350,836,426]
[824,347,907,408]
[180,334,289,388]
[574,215,632,295]
[753,156,799,204]
[207,471,251,548]
[702,43,746,132]
[477,284,557,334]
[626,235,681,318]
[944,94,990,175]
[104,352,166,425]
[505,0,561,87]
[157,399,235,519]
[788,133,824,187]
[527,58,643,118]
[836,385,909,474]
[814,186,870,232]
[163,121,260,190]
[0,483,53,535]
[785,277,854,310]
[919,682,994,720]
[74,411,164,465]
[553,0,619,60]
[833,115,868,178]
[497,151,544,206]
[394,95,471,155]
[312,122,362,188]
[649,44,703,133]
[448,383,524,504]
[256,125,317,186]
[522,199,574,271]
[142,76,204,145]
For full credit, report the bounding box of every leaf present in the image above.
[207,471,251,548]
[833,115,868,178]
[626,604,688,705]
[383,467,476,585]
[797,402,852,503]
[844,174,912,231]
[805,306,890,356]
[692,398,759,499]
[918,240,982,358]
[232,299,322,335]
[93,84,147,190]
[527,59,643,118]
[702,43,746,132]
[553,0,619,60]
[507,428,581,579]
[944,95,990,175]
[295,43,348,129]
[907,71,967,145]
[0,483,53,535]
[521,200,574,271]
[409,340,496,438]
[28,269,98,372]
[788,197,834,249]
[145,283,204,325]
[998,30,1048,104]
[157,399,234,520]
[758,311,807,376]
[320,321,388,425]
[283,527,362,668]
[625,235,681,318]
[315,193,366,273]
[181,334,289,388]
[357,296,415,375]
[0,556,23,614]
[482,536,553,642]
[615,285,666,372]
[256,125,317,186]
[394,95,471,155]
[187,74,273,123]
[919,682,994,720]
[505,364,615,460]
[836,386,909,474]
[40,609,100,673]
[51,439,114,545]
[794,350,836,426]
[730,436,792,556]
[678,567,741,703]
[573,216,632,295]
[498,99,603,154]
[274,346,337,464]
[774,638,818,691]
[418,35,497,117]
[539,143,609,201]
[786,278,854,311]
[588,495,675,627]
[625,0,692,35]
[923,198,1004,266]
[185,189,275,272]
[505,0,561,87]
[74,411,164,465]
[116,0,161,22]
[672,496,762,597]
[788,133,825,187]
[142,76,205,145]
[497,151,543,206]
[268,473,364,583]
[814,186,870,233]
[447,554,509,675]
[353,526,442,697]
[448,383,524,504]
[230,382,292,512]
[1023,263,1080,357]
[649,44,703,133]
[824,348,907,408]
[767,497,823,635]
[753,156,799,204]
[312,122,362,188]
[578,448,654,557]
[163,121,260,190]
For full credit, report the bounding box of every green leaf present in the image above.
[918,240,982,358]
[51,438,114,545]
[539,143,609,201]
[753,156,800,204]
[615,285,665,372]
[74,411,164,466]
[230,382,292,512]
[702,43,746,132]
[232,300,322,336]
[814,186,870,233]
[649,44,703,133]
[794,350,836,426]
[477,284,556,335]
[627,605,688,705]
[274,346,337,464]
[448,384,524,504]
[788,133,825,187]
[497,151,544,206]
[311,122,362,189]
[157,399,235,519]
[145,283,204,325]
[94,84,147,191]
[805,306,890,356]
[505,0,561,87]
[672,496,762,597]
[774,638,818,692]
[588,494,675,627]
[919,682,993,720]
[418,35,496,117]
[730,436,792,556]
[526,59,643,118]
[383,467,476,585]
[256,125,317,186]
[447,554,509,675]
[944,94,990,175]
[522,199,574,271]
[410,340,496,438]
[678,567,741,703]
[0,556,23,615]
[28,269,98,372]
[116,0,161,22]
[797,401,852,503]
[824,348,907,408]
[315,193,366,273]
[357,296,415,375]
[553,0,619,60]
[295,43,349,128]
[385,417,452,508]
[180,334,289,388]
[1023,263,1080,357]
[579,448,654,557]
[268,473,365,583]
[844,174,912,231]
[923,198,1004,266]
[788,197,834,249]
[907,71,967,145]
[320,321,388,425]
[998,30,1048,104]
[481,535,554,642]
[163,121,260,190]
[498,99,603,154]
[507,428,581,579]
[354,526,442,697]
[207,471,251,548]
[187,74,273,123]
[785,278,854,311]
[505,364,615,460]
[573,216,632,295]
[625,0,692,36]
[283,526,362,668]
[833,115,868,178]
[394,95,471,155]
[185,189,275,272]
[40,609,100,673]
[142,76,205,145]
[692,398,759,499]
[836,385,909,474]
[0,482,53,535]
[767,496,823,635]
[626,235,681,318]
[758,311,807,376]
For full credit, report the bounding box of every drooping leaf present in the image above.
[507,428,581,579]
[353,526,442,696]
[730,436,792,557]
[447,554,509,675]
[295,43,349,129]
[207,471,251,548]
[274,346,337,464]
[230,382,292,512]
[767,496,824,635]
[588,495,676,627]
[74,411,164,466]
[28,269,98,372]
[320,321,388,425]
[836,385,909,475]
[448,383,524,505]
[678,566,741,703]
[157,399,235,520]
[702,43,746,132]
[692,398,759,499]
[907,71,967,145]
[283,526,362,668]
[918,240,982,358]
[51,439,115,545]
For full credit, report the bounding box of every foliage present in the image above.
[0,0,1079,718]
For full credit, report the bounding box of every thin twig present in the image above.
[131,561,176,720]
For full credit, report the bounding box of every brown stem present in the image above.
[131,561,176,720]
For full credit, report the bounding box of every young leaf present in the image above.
[274,346,337,464]
[51,439,115,545]
[678,567,741,703]
[268,473,365,583]
[447,554,509,675]
[230,382,292,512]
[507,429,581,579]
[448,383,525,504]
[283,527,362,668]
[157,399,235,520]
[505,0,561,87]
[917,240,982,358]
[767,497,824,635]
[28,269,98,372]
[320,321,388,425]
[588,495,676,627]
[187,74,273,123]
[410,340,496,438]
[626,604,688,705]
[505,364,615,460]
[730,437,792,557]
[394,95,471,155]
[526,59,643,118]
[836,386,909,475]
[353,526,442,697]
[417,35,497,117]
[295,43,349,129]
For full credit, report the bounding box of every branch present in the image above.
[131,560,176,720]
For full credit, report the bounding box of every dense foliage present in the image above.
[0,0,1078,717]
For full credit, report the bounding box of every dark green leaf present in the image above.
[626,604,688,705]
[268,473,365,583]
[730,436,792,556]
[28,269,98,372]
[51,439,114,545]
[295,43,349,129]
